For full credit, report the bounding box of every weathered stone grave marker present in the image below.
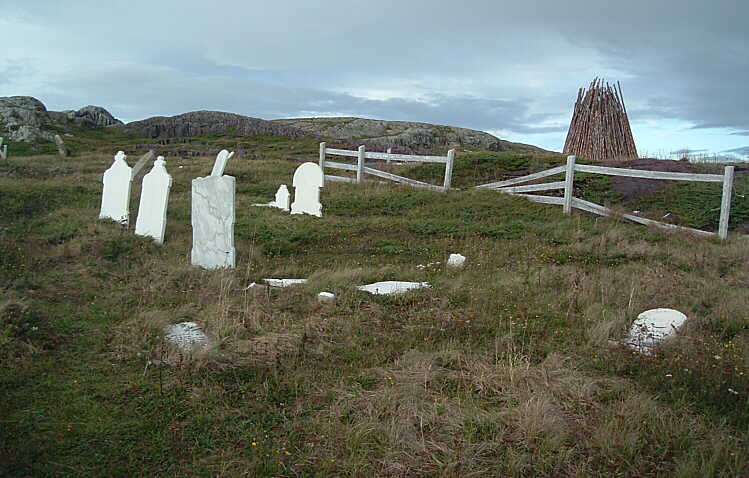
[624,308,687,355]
[54,134,69,157]
[99,151,133,225]
[272,185,290,211]
[135,156,172,244]
[290,162,323,217]
[131,150,156,181]
[191,150,236,269]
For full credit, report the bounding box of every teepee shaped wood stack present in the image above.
[563,78,638,162]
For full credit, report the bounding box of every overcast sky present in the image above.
[2,0,748,158]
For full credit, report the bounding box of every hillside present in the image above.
[272,116,547,154]
[1,135,748,476]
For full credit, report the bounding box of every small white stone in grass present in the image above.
[318,292,336,303]
[446,253,466,268]
[624,308,687,355]
[357,281,430,295]
[163,322,210,352]
[263,278,308,288]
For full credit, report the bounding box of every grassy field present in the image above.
[1,136,748,477]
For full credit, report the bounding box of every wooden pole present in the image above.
[357,145,365,184]
[443,149,455,191]
[718,165,734,240]
[563,155,576,214]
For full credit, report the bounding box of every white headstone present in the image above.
[191,150,236,269]
[99,151,133,225]
[318,291,336,303]
[135,156,172,243]
[446,253,466,268]
[357,281,430,295]
[290,162,323,217]
[625,308,688,354]
[272,185,290,211]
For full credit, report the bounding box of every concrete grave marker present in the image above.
[447,253,466,268]
[135,156,172,244]
[99,150,133,225]
[624,308,687,355]
[357,281,430,295]
[290,162,323,217]
[191,150,236,269]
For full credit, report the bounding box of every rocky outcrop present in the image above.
[0,96,123,142]
[271,117,547,154]
[125,111,306,139]
[0,96,55,141]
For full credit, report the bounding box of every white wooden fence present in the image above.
[476,155,736,240]
[318,142,455,193]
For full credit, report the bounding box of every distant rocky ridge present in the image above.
[1,96,549,154]
[271,117,546,153]
[0,96,123,142]
[124,111,305,140]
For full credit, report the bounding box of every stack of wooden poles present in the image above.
[563,78,638,162]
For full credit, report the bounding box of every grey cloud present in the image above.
[670,148,708,155]
[723,146,749,155]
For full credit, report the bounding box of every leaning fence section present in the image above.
[476,155,736,240]
[318,142,455,192]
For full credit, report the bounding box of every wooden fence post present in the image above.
[443,149,455,191]
[563,155,576,214]
[386,147,392,165]
[718,165,734,240]
[357,145,365,184]
[319,142,326,169]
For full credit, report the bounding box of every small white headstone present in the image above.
[164,322,210,352]
[318,291,336,303]
[290,162,323,217]
[272,185,290,211]
[135,156,172,244]
[625,308,688,354]
[191,150,236,269]
[99,151,133,224]
[357,281,430,295]
[446,253,466,268]
[211,149,234,177]
[263,278,308,288]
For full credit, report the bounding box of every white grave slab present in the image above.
[447,253,466,268]
[624,308,687,354]
[290,162,323,217]
[263,278,308,288]
[191,150,236,269]
[357,281,430,295]
[99,151,133,224]
[318,291,336,303]
[135,156,172,243]
[164,322,210,352]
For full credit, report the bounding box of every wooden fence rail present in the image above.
[475,155,737,240]
[319,142,455,192]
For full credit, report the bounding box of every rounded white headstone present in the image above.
[625,308,687,354]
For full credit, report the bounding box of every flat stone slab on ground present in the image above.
[318,291,336,303]
[163,322,210,352]
[624,308,687,354]
[263,278,308,288]
[357,281,430,295]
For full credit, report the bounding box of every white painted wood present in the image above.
[326,148,359,157]
[572,197,714,237]
[191,175,236,269]
[575,164,723,182]
[210,149,235,177]
[291,162,324,217]
[386,147,392,164]
[319,142,326,169]
[363,166,444,192]
[357,145,365,184]
[135,156,172,243]
[718,165,734,240]
[99,151,133,225]
[496,181,566,194]
[512,194,566,206]
[475,166,566,189]
[324,174,357,183]
[443,149,455,190]
[563,155,576,214]
[131,150,156,180]
[324,160,358,171]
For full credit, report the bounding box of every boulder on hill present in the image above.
[0,96,123,142]
[125,111,306,139]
